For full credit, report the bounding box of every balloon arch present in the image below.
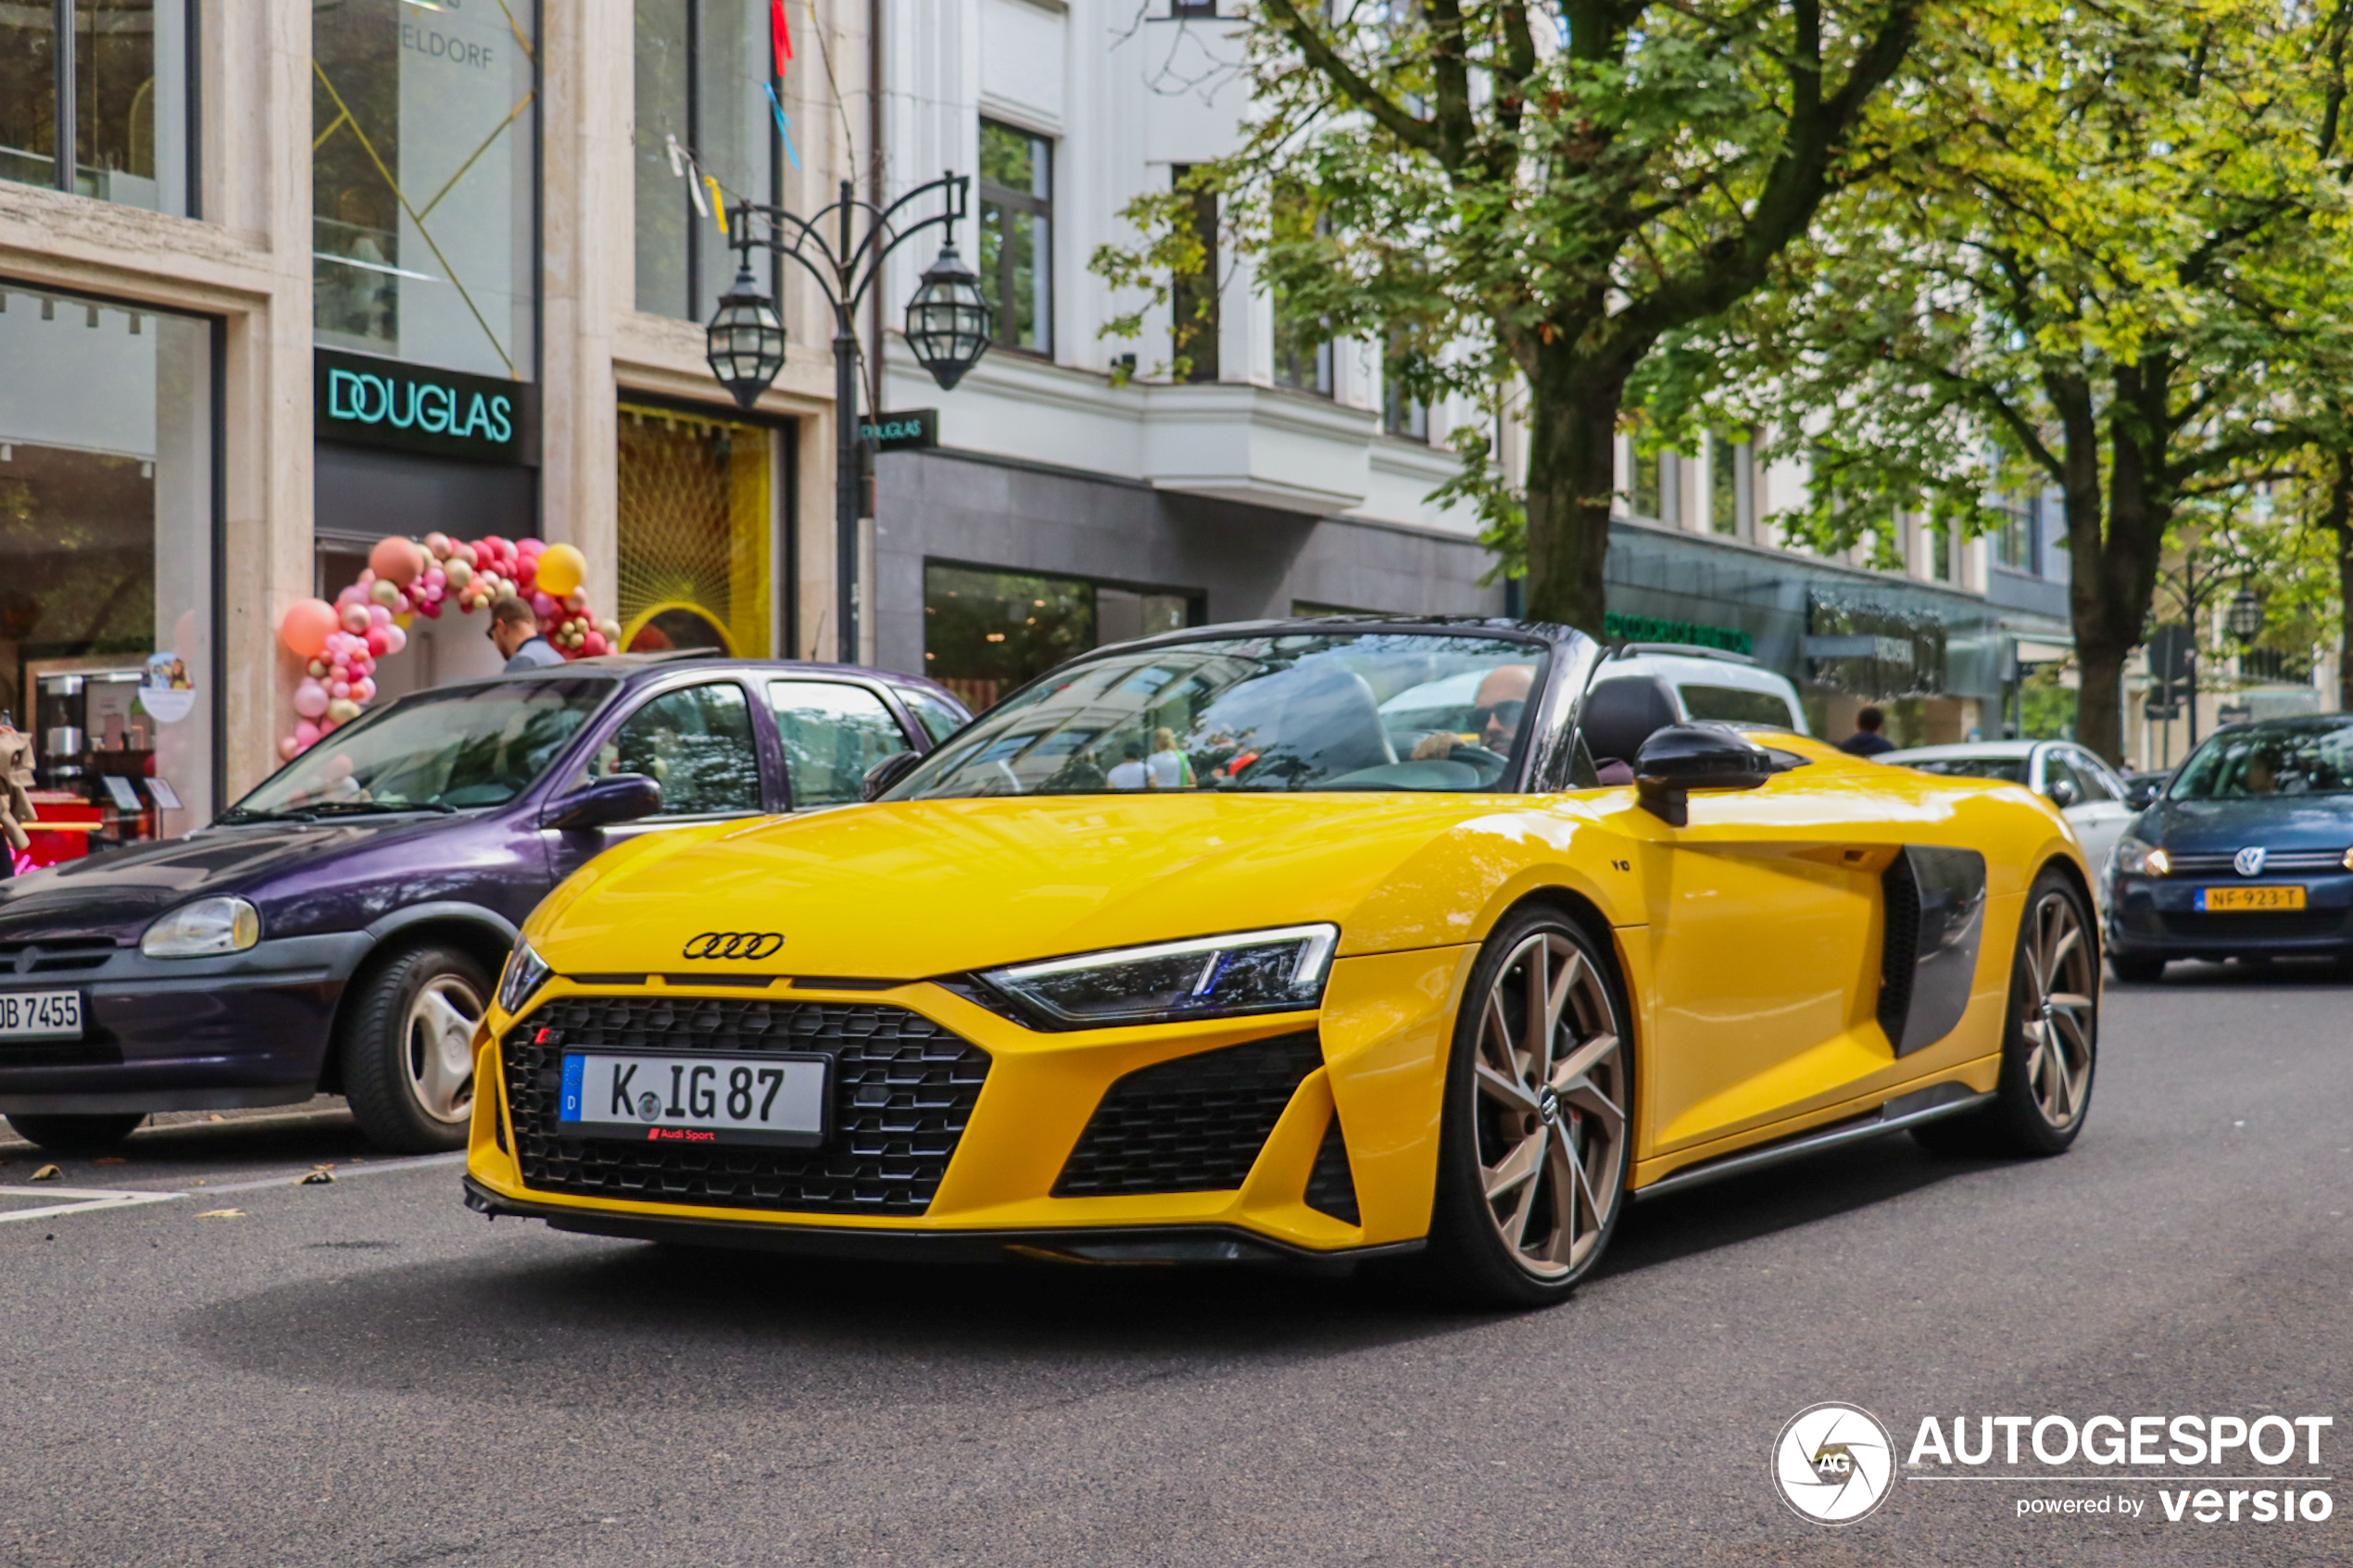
[275,533,622,761]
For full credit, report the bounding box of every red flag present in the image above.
[773,0,794,75]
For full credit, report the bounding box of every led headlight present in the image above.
[2111,837,2170,877]
[980,923,1340,1027]
[497,938,553,1015]
[140,897,260,959]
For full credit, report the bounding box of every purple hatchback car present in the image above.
[0,652,964,1155]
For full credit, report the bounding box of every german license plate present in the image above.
[0,990,82,1042]
[2196,885,2307,912]
[557,1051,827,1148]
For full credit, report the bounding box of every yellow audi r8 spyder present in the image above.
[462,620,2099,1307]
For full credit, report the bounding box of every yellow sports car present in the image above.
[462,620,2098,1306]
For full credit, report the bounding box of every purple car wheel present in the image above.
[339,944,491,1153]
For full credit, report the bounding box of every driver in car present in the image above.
[1410,664,1535,764]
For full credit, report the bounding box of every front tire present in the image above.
[1915,869,2098,1159]
[4,1112,145,1153]
[1417,908,1633,1309]
[338,944,488,1153]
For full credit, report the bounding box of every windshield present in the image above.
[229,678,618,818]
[888,632,1549,799]
[2170,723,2353,799]
[1903,756,2029,784]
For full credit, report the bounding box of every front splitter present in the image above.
[462,1175,1422,1273]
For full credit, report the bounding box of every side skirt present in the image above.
[1630,1081,1994,1202]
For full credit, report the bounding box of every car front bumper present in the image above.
[462,952,1473,1259]
[2106,872,2353,960]
[0,933,376,1113]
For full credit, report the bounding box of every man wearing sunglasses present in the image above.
[1410,663,1536,765]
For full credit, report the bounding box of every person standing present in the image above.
[1840,705,1896,757]
[490,597,567,671]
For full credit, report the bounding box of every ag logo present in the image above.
[681,932,785,960]
[1772,1402,1895,1524]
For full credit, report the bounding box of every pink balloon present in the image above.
[519,536,547,556]
[352,678,377,703]
[330,681,350,701]
[422,568,446,589]
[280,599,339,659]
[340,603,371,634]
[581,631,609,657]
[364,628,390,658]
[279,735,302,761]
[367,604,392,628]
[296,720,321,747]
[369,535,424,586]
[294,679,330,719]
[530,591,558,619]
[382,623,407,655]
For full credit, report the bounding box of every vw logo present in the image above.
[680,932,785,960]
[2234,846,2268,878]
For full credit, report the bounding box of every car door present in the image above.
[1588,759,1906,1157]
[544,678,769,884]
[2056,746,2133,887]
[765,679,926,811]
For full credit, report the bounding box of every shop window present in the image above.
[924,564,1193,713]
[616,403,777,658]
[767,680,911,809]
[979,120,1053,357]
[313,0,538,380]
[0,284,215,852]
[0,2,195,214]
[634,0,777,321]
[1170,166,1219,383]
[585,682,761,816]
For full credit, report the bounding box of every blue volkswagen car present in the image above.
[2103,715,2353,980]
[0,653,964,1155]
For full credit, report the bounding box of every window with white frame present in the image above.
[979,119,1053,357]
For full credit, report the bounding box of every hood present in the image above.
[534,794,1521,978]
[2142,796,2353,856]
[0,816,476,943]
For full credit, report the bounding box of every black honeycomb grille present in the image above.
[1878,853,1922,1046]
[503,995,990,1215]
[1054,1032,1322,1197]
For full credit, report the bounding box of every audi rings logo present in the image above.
[1774,1402,1896,1525]
[680,932,785,960]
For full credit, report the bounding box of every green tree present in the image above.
[1094,1,1927,631]
[1647,0,2353,762]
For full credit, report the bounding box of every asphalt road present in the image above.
[1,964,2346,1568]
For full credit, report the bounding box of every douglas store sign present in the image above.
[314,348,535,464]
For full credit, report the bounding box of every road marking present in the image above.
[0,1151,467,1223]
[0,1186,183,1224]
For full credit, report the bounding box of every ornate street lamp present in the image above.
[706,264,786,410]
[2226,586,2264,644]
[904,244,991,391]
[702,175,992,659]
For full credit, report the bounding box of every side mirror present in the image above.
[542,772,662,831]
[1634,725,1772,827]
[2124,778,2161,810]
[2045,778,2080,809]
[862,749,924,802]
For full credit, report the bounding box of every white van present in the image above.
[1592,644,1808,734]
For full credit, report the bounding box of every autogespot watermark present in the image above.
[1776,1404,2338,1528]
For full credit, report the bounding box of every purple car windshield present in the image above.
[225,678,619,819]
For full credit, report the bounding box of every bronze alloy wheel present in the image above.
[2020,885,2096,1131]
[1467,927,1630,1280]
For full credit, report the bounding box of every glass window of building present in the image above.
[978,119,1053,356]
[1992,493,2037,572]
[1270,187,1333,396]
[0,283,215,853]
[1631,444,1662,520]
[616,403,778,657]
[1170,166,1219,383]
[313,0,538,380]
[924,563,1193,713]
[633,0,777,320]
[0,2,195,214]
[1709,431,1752,538]
[1382,331,1428,440]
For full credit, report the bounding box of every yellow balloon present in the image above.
[394,611,414,629]
[536,542,586,598]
